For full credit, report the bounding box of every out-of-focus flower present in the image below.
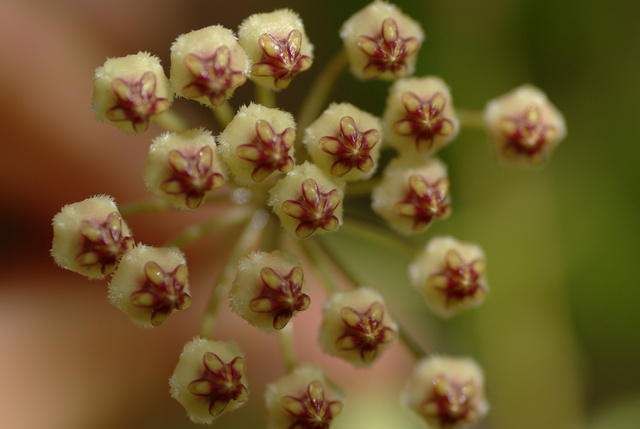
[371,156,451,235]
[265,365,343,429]
[217,103,296,184]
[145,128,226,209]
[484,84,566,166]
[383,76,459,156]
[170,338,248,424]
[340,0,424,80]
[230,250,310,332]
[304,102,382,181]
[170,25,250,107]
[410,236,488,319]
[319,287,397,367]
[403,356,489,429]
[269,162,345,238]
[108,245,191,327]
[238,9,313,90]
[92,52,173,133]
[51,195,134,279]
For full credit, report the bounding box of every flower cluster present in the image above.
[52,1,566,427]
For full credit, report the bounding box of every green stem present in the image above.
[278,323,297,373]
[457,109,485,129]
[120,197,173,217]
[296,49,347,137]
[342,216,418,257]
[256,84,277,108]
[155,109,190,132]
[343,178,380,200]
[299,238,341,293]
[198,210,268,339]
[211,102,235,130]
[164,206,252,248]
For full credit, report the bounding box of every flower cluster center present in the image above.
[129,261,191,326]
[188,352,248,417]
[356,18,420,79]
[236,120,296,182]
[394,175,451,231]
[335,302,396,363]
[249,266,310,330]
[281,380,343,429]
[106,72,170,132]
[182,47,247,106]
[319,116,380,177]
[76,212,134,274]
[281,178,341,238]
[252,29,313,89]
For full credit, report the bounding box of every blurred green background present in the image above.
[1,0,638,428]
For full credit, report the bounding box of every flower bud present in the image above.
[92,52,173,133]
[304,102,382,181]
[340,0,424,80]
[410,236,488,319]
[230,250,310,332]
[484,84,566,166]
[108,245,191,327]
[170,25,249,107]
[383,76,459,156]
[170,338,249,424]
[238,9,313,90]
[269,162,345,238]
[403,356,489,429]
[265,365,344,429]
[319,287,397,367]
[51,195,134,279]
[145,128,226,209]
[371,156,451,235]
[217,103,296,185]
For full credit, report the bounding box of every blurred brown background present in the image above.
[1,0,638,428]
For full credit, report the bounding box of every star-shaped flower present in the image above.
[252,29,313,89]
[281,178,341,238]
[394,174,451,232]
[236,120,296,182]
[319,116,380,177]
[281,380,343,429]
[105,72,170,133]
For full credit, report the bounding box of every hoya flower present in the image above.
[304,102,382,181]
[383,76,459,156]
[238,9,313,90]
[230,250,310,331]
[145,128,226,209]
[51,195,134,279]
[340,0,424,80]
[319,287,397,367]
[371,156,451,235]
[484,84,567,166]
[108,245,191,327]
[92,52,173,133]
[170,25,250,107]
[410,236,488,319]
[217,103,296,184]
[269,162,345,238]
[265,365,343,429]
[403,356,489,429]
[170,338,248,424]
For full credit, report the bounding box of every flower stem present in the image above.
[298,238,341,293]
[164,206,252,248]
[278,323,297,373]
[296,48,347,139]
[120,197,174,217]
[198,210,268,339]
[457,109,485,129]
[256,84,277,108]
[155,109,191,132]
[211,102,235,130]
[342,216,418,257]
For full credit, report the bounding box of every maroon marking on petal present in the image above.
[281,179,341,238]
[393,175,451,231]
[251,29,312,89]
